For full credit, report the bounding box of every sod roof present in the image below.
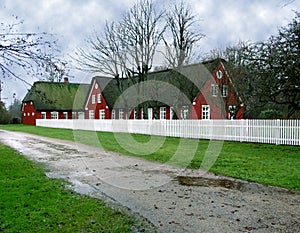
[93,60,218,109]
[23,81,90,111]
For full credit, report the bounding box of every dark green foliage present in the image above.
[258,109,283,119]
[241,12,300,118]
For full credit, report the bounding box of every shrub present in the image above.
[258,109,283,119]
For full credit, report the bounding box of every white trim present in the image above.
[89,110,95,119]
[85,79,97,109]
[41,112,46,119]
[97,93,101,103]
[211,84,218,97]
[99,109,105,119]
[202,105,210,120]
[63,112,68,119]
[160,107,166,120]
[119,109,124,119]
[51,111,58,120]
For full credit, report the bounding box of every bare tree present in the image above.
[120,0,165,79]
[76,0,165,118]
[0,17,65,85]
[75,21,124,78]
[163,1,204,68]
[121,0,166,118]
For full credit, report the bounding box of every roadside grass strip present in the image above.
[0,143,151,232]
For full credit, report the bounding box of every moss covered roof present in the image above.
[23,81,90,111]
[94,60,217,109]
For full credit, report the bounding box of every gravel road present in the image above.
[0,130,299,232]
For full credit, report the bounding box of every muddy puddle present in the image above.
[177,176,254,192]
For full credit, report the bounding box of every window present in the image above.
[211,84,218,96]
[41,112,46,119]
[119,109,124,119]
[228,105,236,119]
[51,112,58,119]
[97,94,101,103]
[148,108,153,120]
[78,112,85,119]
[202,105,210,120]
[170,107,174,120]
[89,110,94,119]
[160,107,166,120]
[72,112,77,119]
[181,106,189,119]
[63,112,68,119]
[92,95,96,104]
[111,109,115,119]
[32,112,35,116]
[222,85,228,97]
[99,109,105,119]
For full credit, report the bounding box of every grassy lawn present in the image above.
[1,124,300,191]
[0,143,152,232]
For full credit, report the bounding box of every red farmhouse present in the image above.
[84,59,244,120]
[22,79,89,125]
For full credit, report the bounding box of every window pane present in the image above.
[160,107,166,120]
[202,105,210,119]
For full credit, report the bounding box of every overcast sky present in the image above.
[1,0,299,105]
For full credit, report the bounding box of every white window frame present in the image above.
[133,108,137,120]
[160,107,166,120]
[170,107,174,120]
[211,84,218,97]
[89,110,94,119]
[119,109,124,119]
[51,111,58,120]
[78,112,85,119]
[147,108,153,120]
[63,112,68,119]
[228,105,236,119]
[99,109,105,119]
[72,112,77,119]
[181,106,189,120]
[92,94,96,104]
[202,105,210,120]
[41,112,46,119]
[111,109,116,119]
[222,85,228,97]
[97,94,101,103]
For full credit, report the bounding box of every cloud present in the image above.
[1,0,300,105]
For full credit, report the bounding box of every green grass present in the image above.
[1,124,300,191]
[0,143,151,232]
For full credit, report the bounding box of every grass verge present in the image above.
[1,124,300,191]
[0,142,152,232]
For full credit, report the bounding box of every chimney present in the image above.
[64,77,69,84]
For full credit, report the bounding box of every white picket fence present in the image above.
[36,119,300,146]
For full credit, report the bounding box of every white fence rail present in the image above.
[36,119,300,146]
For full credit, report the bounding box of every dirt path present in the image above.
[0,130,299,232]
